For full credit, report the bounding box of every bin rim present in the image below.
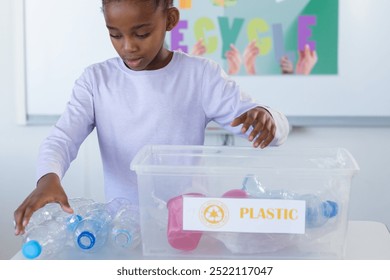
[130,145,360,175]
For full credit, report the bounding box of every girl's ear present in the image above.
[166,7,180,31]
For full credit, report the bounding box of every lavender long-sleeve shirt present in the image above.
[37,52,289,202]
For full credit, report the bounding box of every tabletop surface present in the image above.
[12,220,390,260]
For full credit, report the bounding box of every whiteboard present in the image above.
[19,0,390,126]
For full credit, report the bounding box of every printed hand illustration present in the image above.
[191,38,207,56]
[243,41,260,75]
[280,56,294,74]
[296,44,318,75]
[225,44,242,75]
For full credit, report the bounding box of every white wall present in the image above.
[1,0,389,260]
[0,1,104,260]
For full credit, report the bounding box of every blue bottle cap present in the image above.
[322,200,338,218]
[77,231,96,250]
[22,240,42,259]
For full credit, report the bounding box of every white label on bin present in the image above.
[182,197,306,234]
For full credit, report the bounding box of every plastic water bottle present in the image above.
[251,191,338,228]
[24,203,61,232]
[104,197,141,250]
[73,203,112,252]
[25,198,93,232]
[51,198,95,233]
[208,188,296,254]
[241,175,267,197]
[300,194,338,228]
[110,206,141,250]
[242,176,338,228]
[69,197,95,212]
[209,177,339,254]
[52,211,83,233]
[22,219,67,259]
[106,197,133,216]
[210,231,297,254]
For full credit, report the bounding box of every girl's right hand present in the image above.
[13,173,73,235]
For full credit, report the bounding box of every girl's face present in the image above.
[104,1,177,71]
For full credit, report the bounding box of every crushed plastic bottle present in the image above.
[209,188,296,254]
[25,198,93,233]
[68,197,95,213]
[209,177,339,254]
[24,203,61,232]
[300,194,338,228]
[51,198,95,233]
[105,197,141,250]
[22,219,67,259]
[110,206,141,250]
[106,197,133,216]
[73,203,112,252]
[20,197,142,258]
[242,175,338,228]
[52,211,82,233]
[241,175,267,197]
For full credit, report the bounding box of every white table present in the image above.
[12,220,390,260]
[344,220,390,259]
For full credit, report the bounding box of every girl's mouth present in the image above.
[125,58,143,69]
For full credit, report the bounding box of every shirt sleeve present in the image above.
[258,106,290,146]
[201,59,289,146]
[36,69,95,182]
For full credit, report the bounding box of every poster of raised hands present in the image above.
[170,0,338,76]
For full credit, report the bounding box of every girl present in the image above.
[14,0,289,235]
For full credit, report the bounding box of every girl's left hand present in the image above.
[231,107,276,148]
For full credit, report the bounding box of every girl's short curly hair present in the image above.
[102,0,174,10]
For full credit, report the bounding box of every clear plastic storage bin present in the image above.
[130,145,359,259]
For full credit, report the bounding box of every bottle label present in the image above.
[183,197,306,234]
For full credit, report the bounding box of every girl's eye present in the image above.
[110,34,122,39]
[136,33,150,39]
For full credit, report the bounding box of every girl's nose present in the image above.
[123,37,138,52]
